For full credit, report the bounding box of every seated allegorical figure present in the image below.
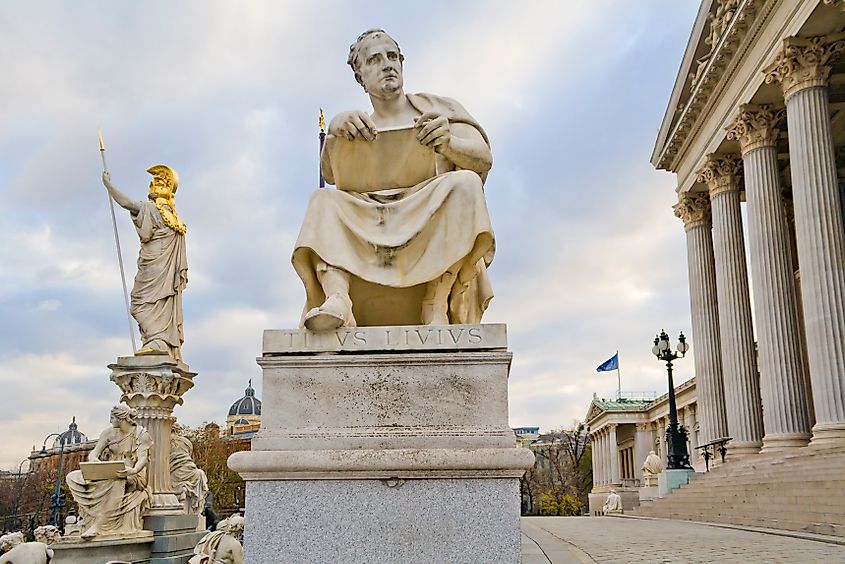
[170,423,209,515]
[66,405,153,539]
[602,489,623,515]
[188,515,244,564]
[293,28,495,330]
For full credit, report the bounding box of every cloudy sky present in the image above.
[0,1,703,469]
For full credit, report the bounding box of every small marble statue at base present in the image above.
[170,423,209,515]
[0,527,56,564]
[188,515,244,564]
[66,405,153,539]
[641,449,663,487]
[0,532,24,553]
[602,490,623,515]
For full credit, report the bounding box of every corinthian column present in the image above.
[765,34,845,445]
[674,193,729,445]
[725,105,812,450]
[698,155,764,455]
[608,424,620,486]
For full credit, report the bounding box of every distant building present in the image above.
[512,426,540,447]
[225,380,262,437]
[585,379,698,515]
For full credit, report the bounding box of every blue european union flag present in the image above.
[596,353,619,372]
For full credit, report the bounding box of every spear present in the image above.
[99,129,137,353]
[319,108,326,188]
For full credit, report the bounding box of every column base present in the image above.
[761,432,811,452]
[809,423,845,448]
[146,493,185,516]
[727,441,762,457]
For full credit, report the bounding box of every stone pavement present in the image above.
[521,516,845,563]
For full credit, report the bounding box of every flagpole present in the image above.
[99,129,137,353]
[616,350,621,400]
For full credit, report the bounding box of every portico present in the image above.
[653,0,845,455]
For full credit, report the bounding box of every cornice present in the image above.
[655,0,774,171]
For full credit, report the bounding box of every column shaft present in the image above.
[677,196,729,444]
[743,142,812,449]
[608,425,619,485]
[786,87,845,443]
[702,155,764,455]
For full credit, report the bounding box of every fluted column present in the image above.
[600,429,609,485]
[726,105,812,450]
[634,423,652,482]
[684,405,698,463]
[657,421,668,467]
[674,193,729,444]
[698,155,764,455]
[608,424,620,485]
[591,431,601,487]
[765,34,845,445]
[594,430,604,486]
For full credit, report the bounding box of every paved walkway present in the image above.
[521,516,845,563]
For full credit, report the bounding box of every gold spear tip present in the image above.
[319,108,326,134]
[98,128,105,151]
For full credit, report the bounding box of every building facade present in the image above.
[653,0,845,454]
[585,380,699,514]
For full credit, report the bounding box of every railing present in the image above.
[695,437,732,472]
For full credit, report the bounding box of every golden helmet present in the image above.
[146,164,179,193]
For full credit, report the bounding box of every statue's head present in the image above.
[34,525,60,544]
[648,450,656,456]
[222,515,245,536]
[347,29,404,96]
[147,164,179,201]
[110,404,138,428]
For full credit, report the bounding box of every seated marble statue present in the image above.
[293,28,495,330]
[602,489,623,515]
[170,423,209,515]
[66,405,153,539]
[641,449,663,487]
[188,515,244,564]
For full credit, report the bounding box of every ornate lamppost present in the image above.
[652,330,691,470]
[39,417,80,527]
[11,458,31,530]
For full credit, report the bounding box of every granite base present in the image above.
[244,478,521,564]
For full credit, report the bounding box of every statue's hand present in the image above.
[414,112,450,152]
[116,467,137,479]
[102,171,113,189]
[328,111,377,141]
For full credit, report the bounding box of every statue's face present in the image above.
[358,35,403,98]
[149,175,173,199]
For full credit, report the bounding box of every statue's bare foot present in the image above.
[304,294,354,331]
[135,346,160,356]
[80,527,98,539]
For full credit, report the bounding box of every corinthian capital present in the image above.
[696,153,743,196]
[764,33,845,99]
[725,104,785,154]
[673,192,712,229]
